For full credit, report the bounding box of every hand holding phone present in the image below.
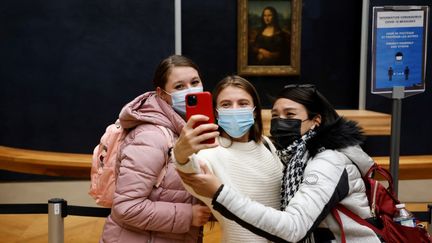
[186,92,216,144]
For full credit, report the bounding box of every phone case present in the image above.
[186,91,215,144]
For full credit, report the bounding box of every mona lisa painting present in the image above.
[238,0,302,76]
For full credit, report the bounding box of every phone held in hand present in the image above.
[186,91,216,144]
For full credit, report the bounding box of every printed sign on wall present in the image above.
[371,6,429,95]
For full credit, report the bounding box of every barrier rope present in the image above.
[0,201,429,222]
[0,201,110,217]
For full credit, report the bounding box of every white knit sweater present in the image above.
[175,136,283,243]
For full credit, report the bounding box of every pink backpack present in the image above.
[89,119,173,207]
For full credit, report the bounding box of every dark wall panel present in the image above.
[0,0,174,153]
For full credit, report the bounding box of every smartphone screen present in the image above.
[186,91,216,144]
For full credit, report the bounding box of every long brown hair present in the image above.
[212,75,263,143]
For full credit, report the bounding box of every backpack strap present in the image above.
[154,125,174,188]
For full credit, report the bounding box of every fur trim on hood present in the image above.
[307,117,365,157]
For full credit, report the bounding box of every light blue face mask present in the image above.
[167,86,203,115]
[217,107,255,138]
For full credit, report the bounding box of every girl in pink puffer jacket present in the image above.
[100,55,211,243]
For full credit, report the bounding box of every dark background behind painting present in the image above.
[0,0,431,172]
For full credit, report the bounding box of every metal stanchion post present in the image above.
[428,204,432,234]
[389,86,404,197]
[48,198,67,243]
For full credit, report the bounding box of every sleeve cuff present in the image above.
[211,184,225,206]
[171,151,201,173]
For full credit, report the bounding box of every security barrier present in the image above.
[0,200,430,242]
[0,200,110,243]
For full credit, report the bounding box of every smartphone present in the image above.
[186,91,216,144]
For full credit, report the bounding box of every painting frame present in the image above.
[238,0,302,76]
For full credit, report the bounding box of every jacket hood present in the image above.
[118,91,185,135]
[308,117,373,175]
[307,117,366,157]
[339,145,375,176]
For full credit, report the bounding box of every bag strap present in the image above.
[367,164,395,195]
[262,136,283,165]
[154,125,174,188]
[262,138,270,151]
[332,204,383,241]
[331,207,347,243]
[158,125,173,147]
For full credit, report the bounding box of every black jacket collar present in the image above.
[307,117,365,157]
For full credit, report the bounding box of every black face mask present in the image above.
[270,118,302,149]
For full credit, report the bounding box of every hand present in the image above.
[258,48,278,60]
[178,162,222,198]
[174,114,219,164]
[258,48,271,58]
[191,204,212,227]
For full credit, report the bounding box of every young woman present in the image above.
[173,75,283,242]
[100,55,212,243]
[178,84,381,242]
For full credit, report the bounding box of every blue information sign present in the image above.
[371,6,428,95]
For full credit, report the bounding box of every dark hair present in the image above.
[276,84,340,127]
[212,75,263,143]
[260,6,281,31]
[152,55,201,89]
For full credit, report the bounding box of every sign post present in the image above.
[389,86,404,196]
[371,6,429,196]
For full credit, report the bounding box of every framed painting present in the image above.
[238,0,302,76]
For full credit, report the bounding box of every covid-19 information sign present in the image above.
[371,6,429,95]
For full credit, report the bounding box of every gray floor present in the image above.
[0,179,431,206]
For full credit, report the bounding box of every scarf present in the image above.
[278,129,317,210]
[277,129,317,243]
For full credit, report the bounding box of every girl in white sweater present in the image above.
[173,75,283,242]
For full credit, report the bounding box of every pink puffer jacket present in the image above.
[100,92,201,243]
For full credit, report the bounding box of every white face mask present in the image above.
[166,86,203,115]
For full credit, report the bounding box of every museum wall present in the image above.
[0,0,431,161]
